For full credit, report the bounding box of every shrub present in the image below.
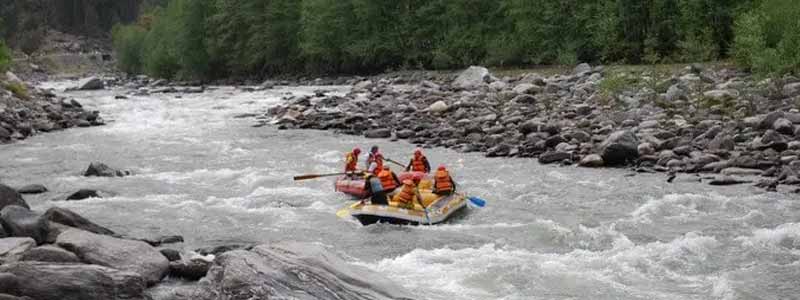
[3,81,29,100]
[0,40,10,72]
[112,24,147,74]
[733,0,800,75]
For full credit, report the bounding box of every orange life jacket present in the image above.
[372,157,384,175]
[410,156,428,173]
[345,153,358,172]
[393,181,416,204]
[434,169,453,193]
[378,170,397,190]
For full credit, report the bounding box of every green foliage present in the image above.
[0,40,10,72]
[3,81,29,100]
[734,0,800,75]
[112,25,146,74]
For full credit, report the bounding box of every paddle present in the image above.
[415,190,432,225]
[385,158,407,169]
[467,196,487,208]
[293,171,362,181]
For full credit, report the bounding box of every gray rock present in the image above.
[638,143,655,156]
[513,83,542,95]
[703,89,739,101]
[66,189,100,201]
[579,154,604,167]
[721,167,763,176]
[19,245,80,263]
[363,128,391,139]
[195,244,254,256]
[538,152,572,164]
[56,229,169,285]
[453,66,492,89]
[44,207,115,236]
[395,129,415,139]
[600,130,639,166]
[84,162,129,177]
[773,118,794,135]
[426,101,448,113]
[783,82,800,97]
[665,84,686,102]
[760,111,785,130]
[0,293,31,300]
[0,238,35,259]
[15,185,46,195]
[193,242,413,300]
[0,206,48,244]
[0,185,28,211]
[708,175,751,186]
[159,249,181,262]
[169,258,211,281]
[574,104,593,116]
[0,272,20,295]
[488,81,508,91]
[753,130,788,152]
[574,63,592,75]
[511,94,537,104]
[75,77,105,90]
[708,134,735,151]
[0,262,146,300]
[486,144,511,157]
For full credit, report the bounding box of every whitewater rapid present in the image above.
[0,82,798,299]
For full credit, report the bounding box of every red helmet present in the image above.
[353,148,361,154]
[375,152,383,158]
[414,148,422,156]
[438,165,446,171]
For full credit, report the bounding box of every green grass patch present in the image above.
[3,81,30,100]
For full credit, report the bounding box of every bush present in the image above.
[3,81,29,100]
[112,25,147,74]
[734,0,800,75]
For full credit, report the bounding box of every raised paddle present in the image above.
[293,171,362,181]
[385,158,407,169]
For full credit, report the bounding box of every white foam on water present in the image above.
[361,231,723,300]
[629,193,729,224]
[144,167,266,185]
[313,150,343,164]
[736,223,800,252]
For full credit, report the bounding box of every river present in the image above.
[0,82,798,300]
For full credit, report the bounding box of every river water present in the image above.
[1,82,798,300]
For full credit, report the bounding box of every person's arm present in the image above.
[424,158,431,173]
[392,173,400,186]
[405,159,412,172]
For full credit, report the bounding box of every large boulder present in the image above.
[66,189,100,201]
[599,130,639,166]
[44,207,115,236]
[579,154,604,167]
[453,66,492,89]
[56,229,168,285]
[0,238,35,260]
[19,245,80,263]
[784,82,800,97]
[169,258,211,281]
[363,128,391,139]
[0,262,146,300]
[538,151,571,164]
[84,162,129,177]
[0,184,29,211]
[75,77,105,90]
[0,206,48,245]
[193,242,413,300]
[773,118,794,135]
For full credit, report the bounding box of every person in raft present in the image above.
[366,146,384,175]
[392,174,424,209]
[405,148,431,173]
[365,166,400,205]
[344,147,361,178]
[433,165,455,195]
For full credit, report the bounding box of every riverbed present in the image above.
[0,82,797,300]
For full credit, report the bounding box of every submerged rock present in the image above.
[66,189,100,201]
[194,242,413,300]
[75,77,105,91]
[16,185,47,195]
[84,162,129,177]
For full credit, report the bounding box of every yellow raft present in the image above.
[336,190,468,226]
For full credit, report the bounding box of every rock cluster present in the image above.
[0,72,104,144]
[265,64,800,191]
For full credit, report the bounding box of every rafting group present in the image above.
[295,145,484,226]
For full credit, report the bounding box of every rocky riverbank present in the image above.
[264,64,800,192]
[1,170,412,299]
[0,72,106,144]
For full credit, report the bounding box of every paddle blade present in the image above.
[468,196,486,208]
[336,208,350,219]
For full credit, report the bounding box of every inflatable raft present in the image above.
[334,176,368,198]
[337,192,467,225]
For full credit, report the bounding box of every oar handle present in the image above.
[385,158,407,169]
[293,171,363,181]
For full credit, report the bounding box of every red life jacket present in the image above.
[410,156,427,173]
[434,169,453,193]
[378,170,397,190]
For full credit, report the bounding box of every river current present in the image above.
[1,82,798,300]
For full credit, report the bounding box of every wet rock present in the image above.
[0,206,48,244]
[513,83,542,95]
[193,242,413,300]
[0,262,146,300]
[364,128,391,139]
[0,238,35,260]
[703,89,738,100]
[427,101,448,113]
[573,63,592,75]
[538,151,571,164]
[665,84,686,101]
[0,272,19,295]
[486,144,511,157]
[760,111,785,130]
[19,245,80,263]
[395,129,415,139]
[56,229,169,285]
[66,189,100,201]
[784,82,800,97]
[721,167,763,176]
[137,235,184,247]
[753,130,788,152]
[708,134,735,151]
[84,162,129,177]
[15,185,46,195]
[160,249,181,262]
[0,184,29,211]
[708,175,751,186]
[599,130,639,166]
[75,77,104,90]
[195,243,254,256]
[579,154,604,167]
[43,207,115,236]
[638,143,655,156]
[169,258,211,281]
[453,66,492,89]
[773,118,794,135]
